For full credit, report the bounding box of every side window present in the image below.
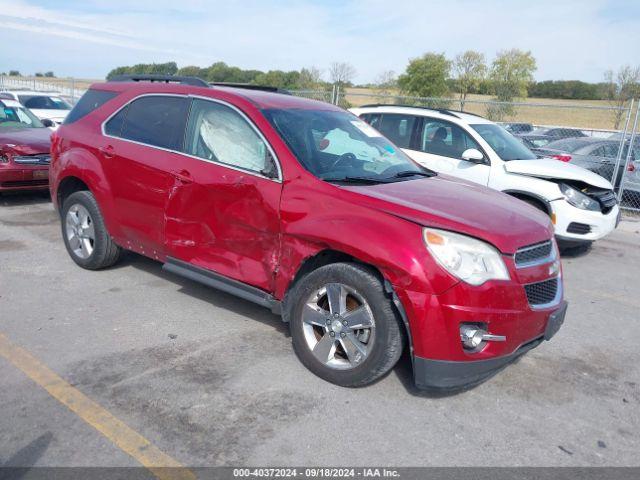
[64,89,118,124]
[374,114,416,149]
[184,99,277,177]
[602,144,618,159]
[361,113,382,130]
[420,119,481,159]
[104,105,128,137]
[120,96,190,151]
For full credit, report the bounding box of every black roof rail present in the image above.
[108,74,209,87]
[210,82,291,95]
[358,103,490,120]
[358,104,460,118]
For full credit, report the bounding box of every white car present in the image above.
[351,105,619,248]
[0,90,71,128]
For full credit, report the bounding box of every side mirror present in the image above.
[461,148,485,163]
[41,119,55,128]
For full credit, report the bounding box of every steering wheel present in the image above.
[329,152,358,171]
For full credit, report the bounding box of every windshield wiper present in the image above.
[322,176,391,184]
[388,169,436,179]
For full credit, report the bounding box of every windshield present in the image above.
[18,95,72,110]
[263,108,427,182]
[0,105,45,129]
[471,123,537,161]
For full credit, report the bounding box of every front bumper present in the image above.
[0,166,50,191]
[552,199,618,242]
[414,301,568,389]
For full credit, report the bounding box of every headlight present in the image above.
[423,228,510,286]
[560,183,600,211]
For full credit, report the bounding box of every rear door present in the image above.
[163,97,283,292]
[408,116,491,185]
[100,94,190,255]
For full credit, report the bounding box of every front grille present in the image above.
[1,180,49,187]
[13,155,51,165]
[567,222,591,235]
[515,240,553,267]
[584,188,617,214]
[524,278,559,306]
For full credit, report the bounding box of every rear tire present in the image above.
[61,191,121,270]
[287,262,404,387]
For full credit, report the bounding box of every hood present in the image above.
[343,175,553,254]
[0,128,52,155]
[505,159,612,189]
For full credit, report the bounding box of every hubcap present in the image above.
[301,283,375,370]
[65,204,95,259]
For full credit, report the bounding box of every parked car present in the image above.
[517,133,554,152]
[535,137,638,188]
[0,90,72,127]
[351,105,619,249]
[501,122,534,134]
[531,127,587,139]
[50,75,567,391]
[0,99,51,193]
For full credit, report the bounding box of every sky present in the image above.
[0,0,639,83]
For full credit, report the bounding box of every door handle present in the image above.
[171,169,193,184]
[98,145,115,158]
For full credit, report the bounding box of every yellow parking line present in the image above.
[0,333,196,480]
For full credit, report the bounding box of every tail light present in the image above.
[628,162,636,172]
[552,154,572,162]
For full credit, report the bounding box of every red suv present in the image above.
[50,75,567,390]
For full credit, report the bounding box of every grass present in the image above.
[344,88,627,131]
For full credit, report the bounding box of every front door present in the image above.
[407,117,491,186]
[164,98,283,292]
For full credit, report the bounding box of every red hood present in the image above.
[0,127,51,155]
[343,175,553,254]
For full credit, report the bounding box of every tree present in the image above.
[453,50,486,108]
[374,70,397,95]
[397,53,451,100]
[486,49,536,120]
[603,65,640,129]
[106,62,178,80]
[8,70,21,76]
[329,62,356,86]
[44,71,55,78]
[298,67,324,89]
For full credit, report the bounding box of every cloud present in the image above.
[0,0,638,82]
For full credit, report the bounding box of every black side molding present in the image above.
[163,257,281,314]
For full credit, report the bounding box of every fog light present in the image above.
[460,324,506,351]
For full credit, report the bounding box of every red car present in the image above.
[50,75,567,390]
[0,99,52,193]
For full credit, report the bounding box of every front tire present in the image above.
[61,190,121,270]
[287,263,404,387]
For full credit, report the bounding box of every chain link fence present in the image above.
[2,74,638,213]
[291,88,640,214]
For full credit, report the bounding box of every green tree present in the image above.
[397,53,451,100]
[603,65,640,129]
[44,71,55,78]
[106,62,177,80]
[453,50,486,108]
[8,70,21,76]
[487,49,536,120]
[298,67,324,89]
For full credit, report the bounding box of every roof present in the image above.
[351,104,494,124]
[92,80,339,111]
[0,90,64,96]
[0,98,22,108]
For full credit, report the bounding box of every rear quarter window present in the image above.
[64,89,119,125]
